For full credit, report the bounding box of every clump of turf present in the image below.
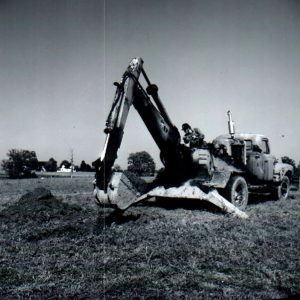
[123,171,148,194]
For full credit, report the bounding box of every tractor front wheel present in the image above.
[273,176,290,201]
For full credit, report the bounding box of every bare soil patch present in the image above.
[0,178,299,299]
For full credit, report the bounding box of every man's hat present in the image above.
[182,123,191,131]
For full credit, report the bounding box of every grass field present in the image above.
[0,177,299,299]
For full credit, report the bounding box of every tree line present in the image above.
[2,148,298,180]
[0,149,97,178]
[1,149,156,179]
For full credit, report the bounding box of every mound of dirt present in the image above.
[19,187,53,203]
[1,187,82,221]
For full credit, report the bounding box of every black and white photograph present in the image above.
[1,0,300,298]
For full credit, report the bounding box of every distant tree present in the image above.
[85,163,93,172]
[86,164,95,172]
[281,156,296,170]
[59,160,71,169]
[79,160,88,171]
[113,164,122,172]
[1,149,38,178]
[79,160,94,172]
[45,157,57,172]
[127,151,155,176]
[295,164,300,178]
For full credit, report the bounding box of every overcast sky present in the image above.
[1,0,300,168]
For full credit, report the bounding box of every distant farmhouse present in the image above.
[57,165,76,173]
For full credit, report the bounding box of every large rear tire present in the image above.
[225,176,248,210]
[273,176,290,201]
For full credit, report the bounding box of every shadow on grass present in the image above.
[248,192,296,206]
[95,209,141,228]
[94,196,224,230]
[247,193,274,206]
[94,190,298,230]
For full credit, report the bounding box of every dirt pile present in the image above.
[0,188,92,244]
[19,187,53,202]
[1,187,82,221]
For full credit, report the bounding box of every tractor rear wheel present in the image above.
[225,176,248,210]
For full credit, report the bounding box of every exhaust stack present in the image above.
[227,110,235,138]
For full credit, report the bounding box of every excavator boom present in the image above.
[93,58,143,191]
[93,57,182,194]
